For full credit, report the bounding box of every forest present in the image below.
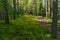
[0,0,60,40]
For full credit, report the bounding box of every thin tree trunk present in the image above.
[51,0,58,38]
[0,0,5,20]
[4,0,9,24]
[16,0,20,18]
[13,0,16,19]
[46,0,50,18]
[32,0,37,15]
[40,2,42,16]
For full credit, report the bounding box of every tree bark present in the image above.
[13,0,16,19]
[4,0,9,24]
[16,0,20,18]
[46,0,50,18]
[51,0,58,38]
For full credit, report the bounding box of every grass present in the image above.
[0,15,53,40]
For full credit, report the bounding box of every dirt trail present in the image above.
[38,16,60,40]
[38,16,60,31]
[38,16,51,29]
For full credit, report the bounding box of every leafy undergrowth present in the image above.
[43,18,52,24]
[43,17,60,30]
[57,19,60,30]
[40,17,60,40]
[0,15,53,40]
[45,18,60,30]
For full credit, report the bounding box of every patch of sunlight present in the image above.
[58,20,60,23]
[44,18,52,23]
[46,34,51,37]
[32,17,38,21]
[23,15,38,21]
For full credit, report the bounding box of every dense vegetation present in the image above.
[0,0,60,40]
[0,15,53,40]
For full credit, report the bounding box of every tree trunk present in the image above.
[0,0,5,20]
[13,0,16,19]
[46,0,50,18]
[4,0,9,24]
[40,2,42,16]
[32,0,37,15]
[51,0,58,38]
[16,0,20,18]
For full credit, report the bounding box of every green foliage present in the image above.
[57,19,60,30]
[0,16,53,40]
[0,0,60,39]
[39,3,46,16]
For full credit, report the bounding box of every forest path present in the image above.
[38,16,60,40]
[38,16,60,32]
[38,16,51,29]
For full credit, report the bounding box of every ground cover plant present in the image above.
[0,15,53,40]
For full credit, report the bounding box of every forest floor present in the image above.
[0,15,60,40]
[38,16,51,30]
[38,16,60,40]
[0,15,53,40]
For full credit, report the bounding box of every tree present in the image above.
[40,1,42,16]
[13,0,16,19]
[3,0,9,24]
[26,0,29,15]
[39,0,46,16]
[32,0,37,15]
[51,0,58,38]
[16,0,20,18]
[46,0,50,18]
[0,0,5,20]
